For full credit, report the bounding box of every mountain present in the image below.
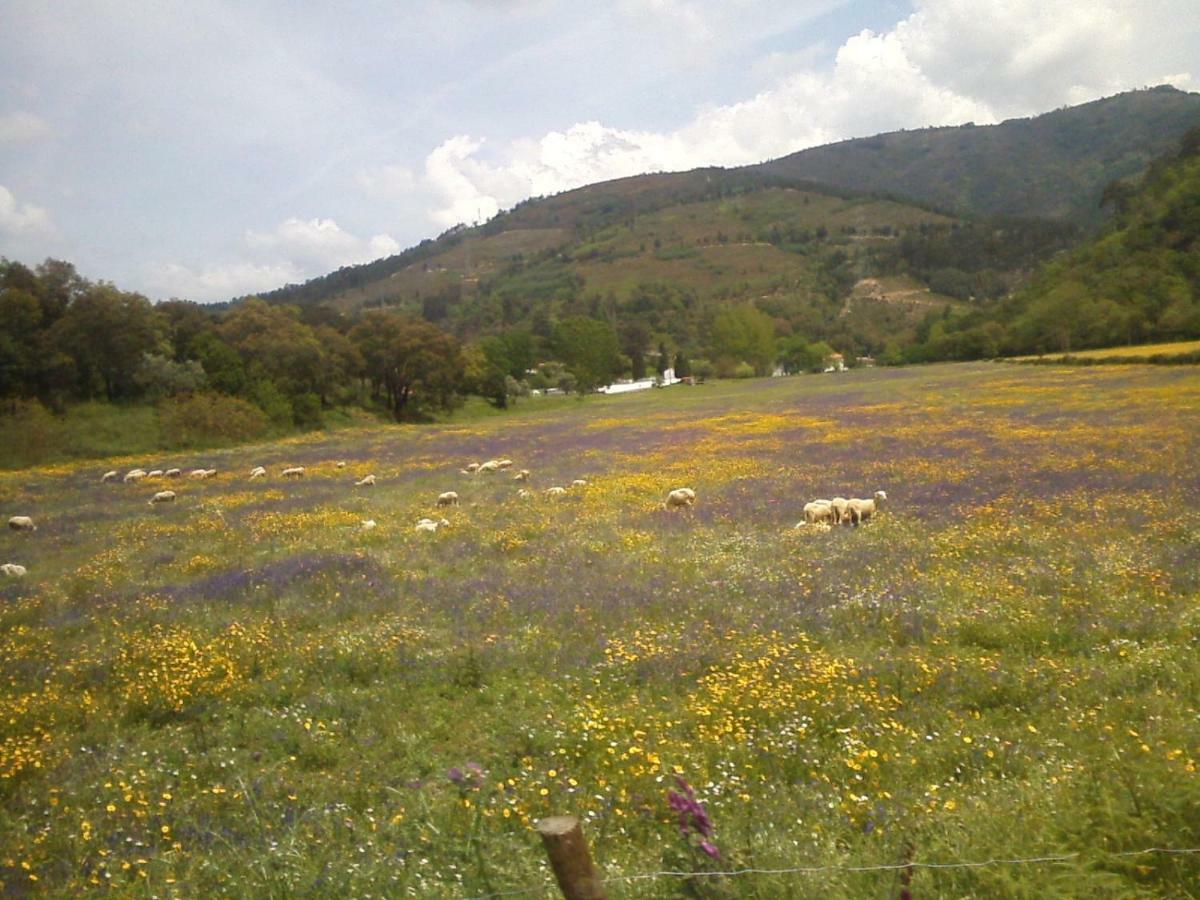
[754,85,1200,226]
[254,88,1200,357]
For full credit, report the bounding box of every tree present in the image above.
[49,283,162,399]
[708,305,776,376]
[552,317,622,394]
[618,322,650,380]
[351,311,464,420]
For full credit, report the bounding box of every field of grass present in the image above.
[3,363,1200,896]
[1012,340,1200,363]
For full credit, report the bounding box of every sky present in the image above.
[1,0,1197,303]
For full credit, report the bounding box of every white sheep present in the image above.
[415,517,450,533]
[336,461,347,469]
[148,490,177,506]
[188,468,209,479]
[361,519,377,531]
[124,469,147,483]
[513,469,530,482]
[1,563,27,578]
[801,500,834,525]
[845,490,888,526]
[7,516,36,532]
[571,479,588,488]
[545,486,567,498]
[165,468,182,478]
[665,487,696,509]
[462,462,481,474]
[281,466,305,479]
[478,460,500,473]
[829,497,849,525]
[249,466,267,480]
[436,491,459,507]
[204,469,217,479]
[101,470,118,483]
[517,489,533,500]
[147,469,164,479]
[496,459,514,470]
[355,474,377,487]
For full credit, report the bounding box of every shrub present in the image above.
[158,392,269,448]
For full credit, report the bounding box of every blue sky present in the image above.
[1,0,1196,301]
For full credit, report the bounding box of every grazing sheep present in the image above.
[571,479,588,488]
[1,563,27,578]
[281,466,305,479]
[148,490,177,506]
[801,500,834,525]
[101,470,118,483]
[496,459,514,470]
[478,460,501,474]
[665,487,696,509]
[204,469,217,479]
[436,491,459,507]
[513,469,530,482]
[124,469,147,483]
[355,474,377,487]
[361,519,377,531]
[336,461,347,469]
[462,462,481,474]
[829,497,849,524]
[165,468,182,478]
[249,466,267,480]
[147,469,164,479]
[545,486,567,498]
[7,516,36,532]
[517,489,533,500]
[845,490,888,526]
[188,468,209,479]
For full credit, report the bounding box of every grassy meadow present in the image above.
[2,363,1200,897]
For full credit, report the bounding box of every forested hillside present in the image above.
[756,85,1200,225]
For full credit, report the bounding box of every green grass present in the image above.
[2,363,1200,896]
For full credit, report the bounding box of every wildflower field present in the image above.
[2,362,1200,897]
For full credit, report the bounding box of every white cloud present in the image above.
[146,217,402,302]
[0,111,52,144]
[0,184,53,237]
[393,0,1198,230]
[245,217,400,272]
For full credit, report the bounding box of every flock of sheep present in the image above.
[798,490,888,529]
[2,454,886,580]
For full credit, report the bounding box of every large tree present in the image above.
[351,311,464,420]
[708,305,777,376]
[553,316,622,393]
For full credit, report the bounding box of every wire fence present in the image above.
[466,845,1200,899]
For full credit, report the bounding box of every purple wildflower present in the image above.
[447,767,465,785]
[667,775,716,844]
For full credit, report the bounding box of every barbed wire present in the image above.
[464,845,1200,899]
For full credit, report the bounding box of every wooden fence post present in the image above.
[536,815,607,900]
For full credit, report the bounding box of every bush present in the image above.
[248,380,294,429]
[158,393,269,448]
[0,399,61,468]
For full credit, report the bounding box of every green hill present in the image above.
[755,85,1200,226]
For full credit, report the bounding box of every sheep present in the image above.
[361,519,377,531]
[478,460,501,474]
[845,490,888,526]
[336,461,347,469]
[462,462,481,474]
[355,474,377,487]
[249,466,267,480]
[124,469,147,483]
[203,469,217,479]
[101,470,119,483]
[496,459,514,470]
[1,563,27,578]
[513,469,530,482]
[281,466,305,479]
[829,497,849,525]
[415,517,450,533]
[188,468,209,479]
[517,489,533,500]
[545,486,567,498]
[147,469,164,479]
[436,491,459,507]
[7,516,36,532]
[148,490,177,506]
[164,468,182,478]
[571,479,588,488]
[665,487,696,509]
[801,500,834,525]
